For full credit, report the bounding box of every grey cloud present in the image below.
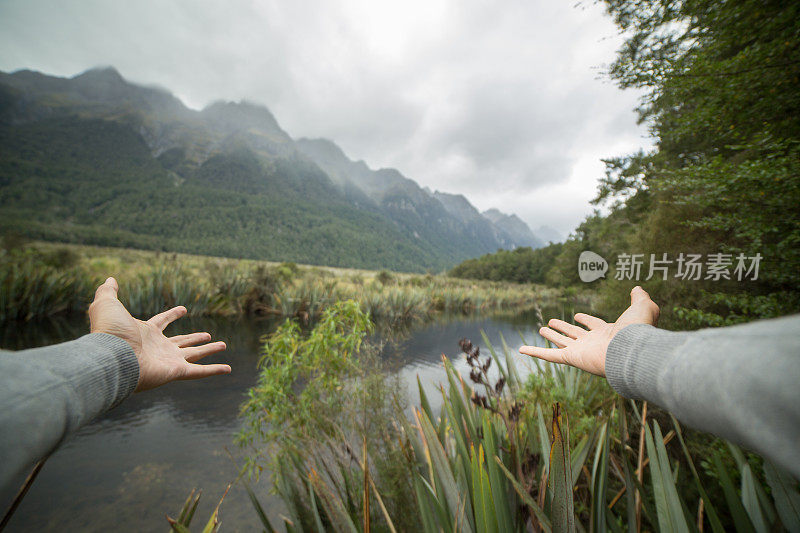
[0,0,649,236]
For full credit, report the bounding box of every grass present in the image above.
[237,302,800,532]
[0,241,570,324]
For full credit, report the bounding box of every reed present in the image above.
[1,242,560,324]
[0,252,93,321]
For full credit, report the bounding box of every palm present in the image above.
[89,278,230,391]
[519,286,660,376]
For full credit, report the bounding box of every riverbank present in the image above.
[0,241,581,323]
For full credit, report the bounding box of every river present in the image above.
[1,309,549,531]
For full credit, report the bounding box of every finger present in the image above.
[170,332,212,347]
[539,326,573,348]
[182,341,227,363]
[631,285,651,303]
[547,318,586,339]
[148,306,187,330]
[93,277,119,302]
[630,285,660,324]
[519,345,568,364]
[181,363,232,380]
[574,313,606,330]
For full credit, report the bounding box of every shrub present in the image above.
[375,270,394,286]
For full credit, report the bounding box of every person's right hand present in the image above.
[519,286,660,376]
[88,277,231,391]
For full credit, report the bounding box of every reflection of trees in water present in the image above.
[0,313,280,351]
[0,315,88,350]
[375,309,548,375]
[4,315,283,429]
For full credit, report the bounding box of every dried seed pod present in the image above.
[469,368,482,384]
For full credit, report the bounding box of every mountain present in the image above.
[295,138,538,258]
[0,67,545,271]
[481,208,544,249]
[532,225,563,244]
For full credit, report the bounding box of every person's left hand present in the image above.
[88,277,230,391]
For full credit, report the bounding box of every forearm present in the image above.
[606,315,800,479]
[0,334,139,490]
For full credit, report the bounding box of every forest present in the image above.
[451,0,800,328]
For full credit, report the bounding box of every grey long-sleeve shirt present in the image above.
[0,333,139,492]
[607,314,800,479]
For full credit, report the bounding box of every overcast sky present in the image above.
[0,0,650,237]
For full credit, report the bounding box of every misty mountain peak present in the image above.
[433,191,480,217]
[295,138,348,162]
[483,208,525,225]
[73,66,125,84]
[482,208,544,248]
[201,100,286,138]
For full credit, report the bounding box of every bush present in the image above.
[375,270,394,285]
[238,300,418,531]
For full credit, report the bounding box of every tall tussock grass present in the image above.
[0,251,93,321]
[118,266,228,317]
[237,303,800,532]
[2,242,556,323]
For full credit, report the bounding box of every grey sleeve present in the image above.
[606,314,800,479]
[0,333,139,490]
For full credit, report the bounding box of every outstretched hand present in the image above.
[88,277,231,391]
[519,286,660,376]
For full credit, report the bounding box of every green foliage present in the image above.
[453,0,800,326]
[238,300,373,468]
[238,300,418,532]
[454,0,799,326]
[521,362,613,443]
[238,324,799,531]
[375,270,395,286]
[598,0,800,322]
[449,244,564,284]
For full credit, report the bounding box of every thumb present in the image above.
[630,285,650,304]
[93,277,120,302]
[624,285,660,326]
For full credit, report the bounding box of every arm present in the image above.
[0,334,138,487]
[519,287,800,479]
[605,317,800,480]
[0,277,231,491]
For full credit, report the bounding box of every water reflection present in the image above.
[1,310,545,531]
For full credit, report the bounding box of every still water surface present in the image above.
[2,310,548,531]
